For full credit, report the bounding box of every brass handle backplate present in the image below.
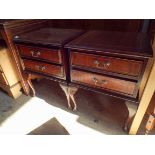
[94,59,111,68]
[103,61,111,67]
[92,77,108,85]
[94,60,100,67]
[35,65,46,71]
[31,51,41,57]
[93,77,98,84]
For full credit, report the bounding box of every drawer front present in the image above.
[0,72,8,85]
[71,52,143,77]
[71,70,136,96]
[23,59,64,78]
[17,45,62,64]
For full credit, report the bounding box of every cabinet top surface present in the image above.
[0,19,19,25]
[0,19,43,25]
[0,19,46,30]
[0,19,31,26]
[13,28,84,47]
[65,30,153,58]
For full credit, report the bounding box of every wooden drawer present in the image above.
[71,70,137,96]
[17,45,62,64]
[0,72,8,85]
[71,52,143,77]
[23,59,64,78]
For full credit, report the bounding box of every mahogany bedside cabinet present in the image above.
[13,27,84,106]
[65,31,153,131]
[13,28,153,133]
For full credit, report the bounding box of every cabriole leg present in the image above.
[68,86,79,111]
[27,74,36,97]
[59,84,79,111]
[59,84,71,109]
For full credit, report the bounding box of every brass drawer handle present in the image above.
[35,65,46,71]
[92,77,98,84]
[103,61,111,67]
[101,79,108,85]
[94,60,100,67]
[92,77,108,85]
[31,51,41,57]
[94,60,111,68]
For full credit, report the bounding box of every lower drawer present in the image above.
[71,70,137,96]
[23,59,64,79]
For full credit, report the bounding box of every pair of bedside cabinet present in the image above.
[13,28,153,132]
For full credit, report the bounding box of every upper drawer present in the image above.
[23,59,64,79]
[17,45,62,64]
[71,70,137,96]
[71,52,143,77]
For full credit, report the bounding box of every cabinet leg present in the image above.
[59,84,71,109]
[60,84,79,111]
[27,74,35,97]
[124,101,137,131]
[68,87,79,111]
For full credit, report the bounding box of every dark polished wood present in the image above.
[71,51,143,77]
[0,33,3,40]
[13,29,153,101]
[17,44,62,64]
[14,28,84,84]
[71,70,137,97]
[65,30,153,132]
[23,59,64,79]
[13,28,85,47]
[0,20,49,36]
[12,26,153,133]
[48,19,144,32]
[66,31,153,58]
[66,31,153,101]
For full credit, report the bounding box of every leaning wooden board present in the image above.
[0,47,22,98]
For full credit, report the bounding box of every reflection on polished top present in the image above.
[0,19,31,28]
[13,28,84,47]
[0,19,19,25]
[65,31,153,57]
